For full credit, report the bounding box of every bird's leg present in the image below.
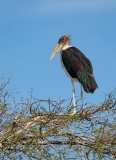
[71,79,76,113]
[80,84,84,109]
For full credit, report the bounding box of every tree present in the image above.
[0,78,116,160]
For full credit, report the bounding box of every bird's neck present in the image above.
[62,44,72,50]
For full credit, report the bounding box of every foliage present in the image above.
[0,78,116,160]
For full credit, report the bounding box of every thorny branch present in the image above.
[0,79,116,159]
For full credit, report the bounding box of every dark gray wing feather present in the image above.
[62,47,98,93]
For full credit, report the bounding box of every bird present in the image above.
[50,35,98,112]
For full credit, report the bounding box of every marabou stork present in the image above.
[50,35,98,113]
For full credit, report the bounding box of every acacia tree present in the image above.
[0,78,116,160]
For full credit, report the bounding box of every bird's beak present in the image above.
[50,44,63,60]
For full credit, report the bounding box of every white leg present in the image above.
[71,79,76,113]
[80,84,84,109]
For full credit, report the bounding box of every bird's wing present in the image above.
[62,47,93,75]
[62,47,98,93]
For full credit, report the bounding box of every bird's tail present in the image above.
[77,72,98,93]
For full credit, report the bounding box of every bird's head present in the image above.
[50,35,70,60]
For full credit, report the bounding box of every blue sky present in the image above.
[0,0,116,106]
